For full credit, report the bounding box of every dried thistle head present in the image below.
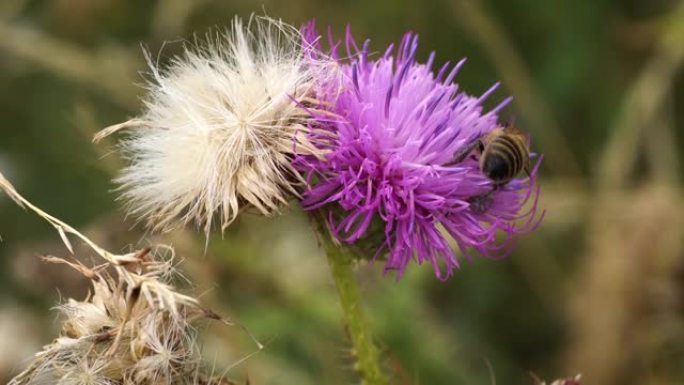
[9,250,227,385]
[0,171,259,385]
[95,16,330,235]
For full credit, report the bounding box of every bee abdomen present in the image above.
[481,135,525,183]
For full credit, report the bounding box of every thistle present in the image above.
[95,16,329,235]
[298,23,543,280]
[0,172,259,385]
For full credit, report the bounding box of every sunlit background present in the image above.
[1,0,683,384]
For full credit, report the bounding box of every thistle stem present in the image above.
[316,215,388,385]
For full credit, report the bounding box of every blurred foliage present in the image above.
[1,0,683,384]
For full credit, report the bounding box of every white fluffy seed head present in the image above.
[105,16,326,234]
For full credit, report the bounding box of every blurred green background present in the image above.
[1,0,683,384]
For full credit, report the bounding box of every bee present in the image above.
[448,120,531,187]
[446,120,531,213]
[479,122,531,185]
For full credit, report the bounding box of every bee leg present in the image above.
[469,180,502,213]
[444,139,482,167]
[468,190,495,213]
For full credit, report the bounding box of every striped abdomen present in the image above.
[479,130,529,185]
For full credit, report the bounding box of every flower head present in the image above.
[96,16,327,234]
[9,247,238,385]
[297,24,543,280]
[0,171,256,385]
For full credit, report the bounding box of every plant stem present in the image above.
[315,216,388,385]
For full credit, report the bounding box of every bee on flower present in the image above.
[297,22,544,280]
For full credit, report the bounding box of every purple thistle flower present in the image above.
[298,22,543,280]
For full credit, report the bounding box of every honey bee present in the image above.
[447,120,531,212]
[479,122,531,185]
[448,120,531,187]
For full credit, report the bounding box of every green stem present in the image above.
[316,216,388,385]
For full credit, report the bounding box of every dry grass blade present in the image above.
[0,170,117,264]
[40,255,104,280]
[0,171,25,208]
